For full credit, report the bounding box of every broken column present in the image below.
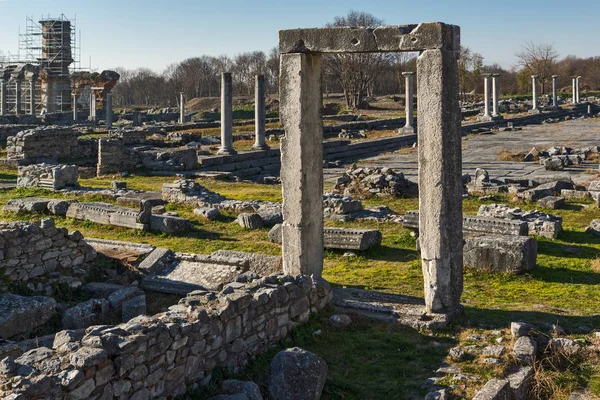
[89,91,97,122]
[571,76,577,104]
[480,73,491,120]
[105,92,113,129]
[252,74,269,150]
[29,75,37,116]
[551,75,559,108]
[179,92,185,124]
[279,53,323,277]
[400,72,415,134]
[218,72,236,155]
[529,75,540,113]
[417,47,463,315]
[491,73,501,118]
[14,78,22,116]
[0,77,6,116]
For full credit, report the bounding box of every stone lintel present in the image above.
[279,22,459,54]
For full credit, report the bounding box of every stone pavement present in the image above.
[325,118,600,185]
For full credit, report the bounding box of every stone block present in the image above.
[0,294,57,338]
[122,295,146,322]
[513,336,537,365]
[138,247,174,275]
[404,210,528,236]
[537,196,565,209]
[194,207,220,221]
[472,379,512,400]
[508,366,533,400]
[561,189,591,200]
[3,197,51,214]
[269,224,382,250]
[62,299,109,330]
[267,347,327,400]
[237,213,264,230]
[463,235,537,274]
[149,214,192,234]
[83,283,125,299]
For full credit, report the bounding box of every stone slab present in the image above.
[463,235,537,274]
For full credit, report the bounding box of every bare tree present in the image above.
[322,11,392,109]
[515,41,559,94]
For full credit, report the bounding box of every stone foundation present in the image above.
[0,275,332,400]
[7,127,79,161]
[17,163,79,190]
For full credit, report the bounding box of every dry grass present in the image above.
[396,146,417,155]
[496,150,530,162]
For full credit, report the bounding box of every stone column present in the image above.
[279,53,323,277]
[400,72,415,134]
[14,78,22,116]
[572,76,577,104]
[72,92,78,121]
[481,73,491,119]
[551,75,559,108]
[0,79,6,116]
[491,74,501,117]
[416,48,463,315]
[252,74,269,150]
[179,92,185,124]
[29,77,36,116]
[576,76,581,103]
[105,92,113,129]
[217,72,236,155]
[89,91,97,122]
[529,75,540,113]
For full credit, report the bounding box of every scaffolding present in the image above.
[0,14,82,115]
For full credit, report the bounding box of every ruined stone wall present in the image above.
[97,138,198,176]
[0,275,332,400]
[17,163,79,190]
[7,127,79,160]
[0,219,96,292]
[0,125,38,143]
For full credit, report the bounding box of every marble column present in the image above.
[105,92,113,129]
[217,72,236,155]
[576,76,581,104]
[482,73,491,119]
[89,91,97,123]
[491,74,501,117]
[529,75,540,114]
[14,78,22,116]
[72,92,78,121]
[571,76,577,104]
[551,75,559,108]
[252,74,269,150]
[179,92,185,124]
[29,77,37,115]
[0,79,6,116]
[400,72,415,134]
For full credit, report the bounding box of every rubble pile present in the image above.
[333,165,418,199]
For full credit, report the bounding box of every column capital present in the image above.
[552,75,559,78]
[402,71,415,76]
[482,73,492,78]
[491,73,500,77]
[531,75,538,79]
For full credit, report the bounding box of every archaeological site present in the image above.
[1,3,600,400]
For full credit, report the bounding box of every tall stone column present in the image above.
[105,92,113,129]
[400,72,415,134]
[576,76,581,103]
[72,92,78,121]
[29,77,37,116]
[483,73,491,117]
[551,75,559,108]
[491,74,501,117]
[252,74,269,150]
[279,53,324,277]
[416,48,463,315]
[0,79,6,116]
[179,92,185,124]
[89,91,97,122]
[572,76,577,104]
[529,75,540,114]
[14,78,22,116]
[218,72,236,155]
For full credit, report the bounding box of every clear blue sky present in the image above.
[0,0,598,72]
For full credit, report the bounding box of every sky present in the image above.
[0,0,599,73]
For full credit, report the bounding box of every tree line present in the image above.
[110,11,600,109]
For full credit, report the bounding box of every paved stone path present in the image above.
[325,118,600,185]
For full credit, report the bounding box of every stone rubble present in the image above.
[332,165,418,199]
[477,203,562,238]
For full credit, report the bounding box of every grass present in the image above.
[1,171,600,397]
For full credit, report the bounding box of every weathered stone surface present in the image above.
[544,157,564,171]
[477,204,562,239]
[267,347,327,400]
[513,336,537,365]
[463,235,537,274]
[472,379,512,400]
[329,314,352,328]
[404,210,528,236]
[149,214,192,234]
[222,379,263,400]
[137,247,174,275]
[3,197,51,214]
[211,250,282,276]
[194,207,221,221]
[47,199,76,216]
[122,295,146,322]
[511,322,536,338]
[108,287,144,312]
[586,219,600,237]
[17,163,79,190]
[62,299,109,330]
[549,338,581,356]
[269,224,381,251]
[83,283,125,299]
[561,189,591,200]
[0,294,56,338]
[237,213,264,230]
[507,366,533,400]
[537,196,565,209]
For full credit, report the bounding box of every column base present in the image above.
[490,114,504,120]
[477,114,494,122]
[528,108,541,114]
[251,144,270,151]
[397,126,416,134]
[217,147,237,155]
